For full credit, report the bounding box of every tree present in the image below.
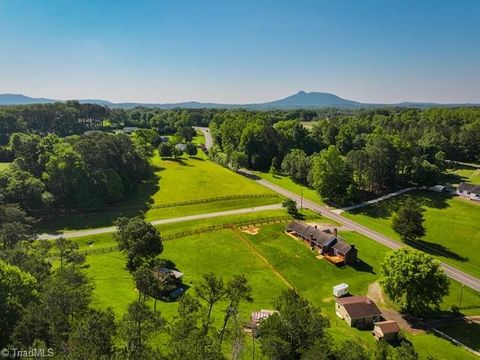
[195,273,226,330]
[281,149,311,184]
[55,237,85,268]
[0,259,37,347]
[380,248,449,315]
[282,198,298,216]
[391,199,425,243]
[185,142,198,156]
[336,340,369,360]
[117,300,162,359]
[115,216,163,271]
[257,289,330,359]
[67,308,116,359]
[310,145,353,204]
[158,142,174,158]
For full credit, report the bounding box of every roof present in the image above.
[333,283,349,291]
[157,268,184,279]
[374,320,400,335]
[458,182,480,194]
[251,310,276,326]
[286,222,353,254]
[175,143,187,151]
[336,296,381,319]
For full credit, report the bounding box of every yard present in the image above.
[444,164,480,186]
[38,135,279,232]
[0,162,10,172]
[343,190,480,278]
[78,221,479,359]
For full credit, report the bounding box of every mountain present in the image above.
[0,91,478,109]
[0,94,56,106]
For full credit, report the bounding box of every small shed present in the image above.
[335,296,382,328]
[333,283,349,297]
[373,320,400,342]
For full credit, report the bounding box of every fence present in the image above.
[39,193,279,216]
[77,214,321,257]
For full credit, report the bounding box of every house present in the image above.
[156,267,184,280]
[123,126,139,134]
[286,222,358,265]
[373,320,400,342]
[457,182,480,201]
[251,309,276,328]
[335,296,382,328]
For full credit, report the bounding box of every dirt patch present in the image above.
[380,308,426,335]
[240,226,260,235]
[367,281,386,306]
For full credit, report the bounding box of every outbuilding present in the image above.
[457,182,480,201]
[373,320,400,342]
[335,296,382,328]
[333,283,349,297]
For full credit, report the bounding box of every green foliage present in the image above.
[282,198,298,216]
[281,149,311,184]
[391,199,426,242]
[185,142,198,156]
[115,216,164,271]
[257,289,330,360]
[380,248,450,315]
[158,142,174,158]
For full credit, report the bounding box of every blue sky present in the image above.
[0,0,479,103]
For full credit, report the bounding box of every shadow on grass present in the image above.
[348,190,454,220]
[350,258,375,274]
[37,168,161,233]
[434,319,480,351]
[407,239,469,262]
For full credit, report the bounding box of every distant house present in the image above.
[335,296,382,328]
[123,126,139,134]
[156,267,184,280]
[457,182,480,201]
[250,309,276,328]
[175,143,187,152]
[286,222,358,265]
[373,320,400,342]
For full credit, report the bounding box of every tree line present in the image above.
[208,107,480,204]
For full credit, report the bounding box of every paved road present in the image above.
[193,126,213,150]
[240,170,480,292]
[39,203,282,240]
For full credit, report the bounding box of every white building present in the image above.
[457,182,480,201]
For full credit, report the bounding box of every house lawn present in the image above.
[82,222,479,359]
[443,164,480,185]
[343,190,480,278]
[255,171,324,205]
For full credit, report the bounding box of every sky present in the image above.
[0,0,479,104]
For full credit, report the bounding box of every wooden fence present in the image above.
[78,214,321,256]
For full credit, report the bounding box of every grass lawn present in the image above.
[82,223,479,359]
[343,190,480,278]
[255,171,324,205]
[444,164,480,185]
[0,162,10,172]
[437,321,480,352]
[37,136,278,232]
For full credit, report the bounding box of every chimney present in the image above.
[350,244,355,249]
[333,228,338,237]
[314,225,317,229]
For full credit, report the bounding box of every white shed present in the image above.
[333,283,349,297]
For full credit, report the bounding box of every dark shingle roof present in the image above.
[286,222,353,255]
[458,182,480,194]
[374,320,400,335]
[336,296,381,319]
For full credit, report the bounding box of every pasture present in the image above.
[78,221,479,359]
[343,190,480,278]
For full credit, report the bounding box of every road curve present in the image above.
[240,170,480,292]
[39,203,282,240]
[193,126,213,150]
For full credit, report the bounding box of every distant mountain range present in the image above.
[0,91,478,110]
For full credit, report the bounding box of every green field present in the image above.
[445,164,480,185]
[343,190,480,278]
[38,137,279,232]
[0,162,10,172]
[79,221,479,359]
[255,171,324,204]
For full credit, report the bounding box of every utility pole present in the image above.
[458,284,465,309]
[300,189,304,211]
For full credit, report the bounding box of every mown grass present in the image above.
[437,321,480,352]
[444,164,480,185]
[255,171,324,204]
[343,190,480,278]
[81,222,479,359]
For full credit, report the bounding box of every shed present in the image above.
[373,320,400,342]
[335,296,382,328]
[333,283,349,297]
